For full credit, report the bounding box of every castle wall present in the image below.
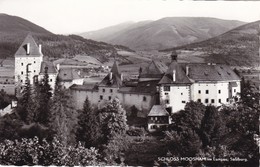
[70,88,156,117]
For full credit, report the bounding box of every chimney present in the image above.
[173,70,176,82]
[39,44,42,54]
[121,73,123,81]
[26,43,30,55]
[171,50,178,62]
[56,64,60,71]
[109,72,113,80]
[186,65,189,76]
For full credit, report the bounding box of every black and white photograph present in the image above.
[0,0,259,166]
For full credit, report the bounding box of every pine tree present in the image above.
[17,69,33,123]
[98,98,128,162]
[99,98,128,142]
[50,81,78,146]
[76,97,102,148]
[37,67,52,125]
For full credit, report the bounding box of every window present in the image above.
[234,89,236,93]
[50,79,52,82]
[219,99,221,103]
[198,90,201,94]
[21,71,23,75]
[21,80,23,83]
[108,96,111,100]
[34,61,36,63]
[198,99,201,103]
[211,99,215,103]
[21,63,23,66]
[100,95,103,100]
[206,90,209,94]
[226,98,229,102]
[34,70,36,73]
[205,99,209,103]
[164,86,170,91]
[110,89,113,93]
[182,101,186,103]
[181,93,183,95]
[165,99,169,104]
[102,89,105,93]
[143,96,147,102]
[165,93,168,95]
[218,90,221,94]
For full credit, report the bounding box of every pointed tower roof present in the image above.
[99,61,122,87]
[110,60,121,76]
[15,34,42,57]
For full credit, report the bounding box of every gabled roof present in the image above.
[159,61,192,84]
[39,61,57,74]
[15,34,42,57]
[188,64,240,82]
[58,68,81,82]
[99,61,122,88]
[139,60,167,79]
[148,105,169,116]
[159,61,240,85]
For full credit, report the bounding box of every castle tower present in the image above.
[14,34,43,86]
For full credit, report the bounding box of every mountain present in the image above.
[80,20,152,43]
[80,17,245,51]
[161,20,260,67]
[0,14,134,64]
[0,14,52,37]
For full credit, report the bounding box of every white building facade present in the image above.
[158,53,241,114]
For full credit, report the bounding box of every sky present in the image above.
[0,0,260,34]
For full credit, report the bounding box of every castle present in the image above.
[13,35,241,129]
[71,51,241,118]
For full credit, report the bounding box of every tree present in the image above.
[49,81,78,146]
[240,78,260,109]
[0,114,23,142]
[76,97,102,148]
[36,67,52,125]
[201,106,226,147]
[99,98,128,142]
[98,98,129,162]
[16,69,33,123]
[0,137,105,166]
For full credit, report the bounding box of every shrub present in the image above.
[0,137,104,166]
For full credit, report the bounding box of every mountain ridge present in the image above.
[79,17,246,51]
[0,14,134,64]
[161,20,260,67]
